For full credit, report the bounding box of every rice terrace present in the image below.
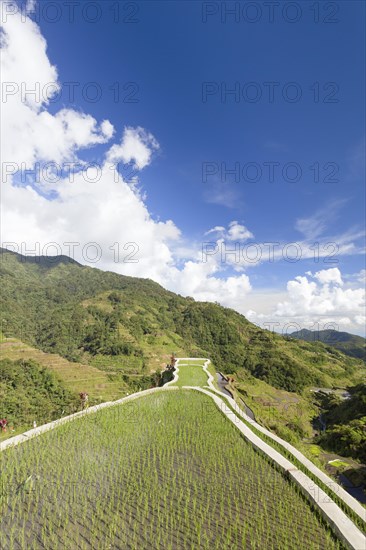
[2,1,365,549]
[1,359,365,550]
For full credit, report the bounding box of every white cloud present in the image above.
[107,127,159,170]
[204,226,225,236]
[3,160,183,281]
[247,268,365,336]
[204,221,254,242]
[164,251,251,308]
[356,269,366,284]
[100,119,115,140]
[295,199,347,239]
[0,5,254,311]
[25,0,36,13]
[201,225,364,272]
[354,315,366,327]
[1,4,115,171]
[227,221,253,241]
[313,267,343,286]
[2,4,364,336]
[276,270,363,317]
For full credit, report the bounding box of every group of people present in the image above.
[0,419,15,433]
[79,392,89,410]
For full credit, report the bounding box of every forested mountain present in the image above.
[290,329,366,362]
[1,247,366,461]
[1,248,364,396]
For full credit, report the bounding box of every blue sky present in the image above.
[2,0,365,334]
[39,0,364,263]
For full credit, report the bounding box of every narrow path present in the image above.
[174,358,366,523]
[184,385,366,550]
[201,364,366,525]
[216,372,257,421]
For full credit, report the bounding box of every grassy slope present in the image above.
[1,248,365,462]
[0,390,344,550]
[0,338,126,401]
[0,356,79,439]
[1,248,364,393]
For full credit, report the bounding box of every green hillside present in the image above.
[0,338,131,402]
[290,329,366,362]
[1,248,364,397]
[1,248,365,460]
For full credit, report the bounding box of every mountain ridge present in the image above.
[1,247,365,464]
[290,328,366,362]
[1,247,364,393]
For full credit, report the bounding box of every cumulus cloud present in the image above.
[1,5,114,170]
[107,127,160,170]
[276,270,363,317]
[2,3,364,335]
[312,268,344,286]
[0,3,253,310]
[246,268,365,336]
[227,221,254,241]
[162,246,252,310]
[0,4,174,283]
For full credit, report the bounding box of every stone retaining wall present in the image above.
[187,385,366,550]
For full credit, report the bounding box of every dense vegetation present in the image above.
[0,353,174,430]
[316,384,366,461]
[0,359,79,428]
[0,390,345,550]
[290,329,366,362]
[1,248,364,396]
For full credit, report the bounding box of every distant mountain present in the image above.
[290,329,366,362]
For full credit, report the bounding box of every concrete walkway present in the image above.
[0,386,178,452]
[179,357,366,548]
[198,358,366,525]
[185,385,366,550]
[209,385,366,524]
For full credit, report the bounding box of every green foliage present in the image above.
[108,291,122,304]
[0,358,79,427]
[317,384,366,460]
[1,248,365,397]
[320,417,366,462]
[252,355,312,392]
